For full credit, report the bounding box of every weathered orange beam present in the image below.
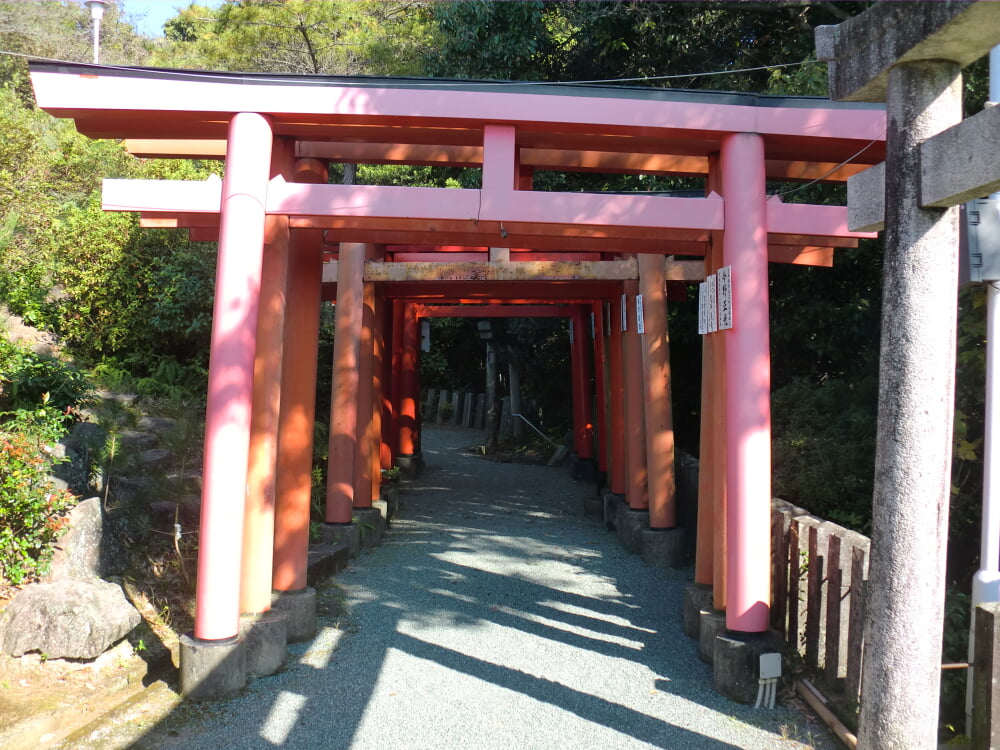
[418,304,571,318]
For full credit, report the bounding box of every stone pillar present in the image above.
[463,392,474,428]
[326,243,367,524]
[721,132,770,634]
[450,390,461,426]
[858,61,962,750]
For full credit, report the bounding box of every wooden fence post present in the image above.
[824,534,843,685]
[846,545,868,708]
[973,602,1000,748]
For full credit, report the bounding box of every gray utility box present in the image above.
[961,197,1000,285]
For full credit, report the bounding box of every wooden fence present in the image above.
[771,499,871,707]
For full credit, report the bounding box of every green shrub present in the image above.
[0,338,90,418]
[0,402,76,586]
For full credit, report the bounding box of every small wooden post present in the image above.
[789,520,801,655]
[772,511,789,638]
[824,534,843,685]
[846,545,868,708]
[806,525,823,667]
[973,602,1000,748]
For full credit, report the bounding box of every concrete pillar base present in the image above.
[641,527,687,568]
[353,507,386,548]
[396,453,423,479]
[603,493,624,529]
[616,506,649,554]
[698,609,727,664]
[320,522,360,558]
[713,629,785,705]
[271,587,317,643]
[239,610,287,678]
[179,633,246,701]
[307,543,351,586]
[571,456,597,481]
[683,584,714,640]
[373,489,399,526]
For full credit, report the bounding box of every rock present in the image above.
[137,448,172,471]
[136,416,179,437]
[46,497,104,580]
[95,390,137,407]
[116,431,157,452]
[111,476,154,504]
[166,470,202,494]
[148,501,182,533]
[0,579,141,659]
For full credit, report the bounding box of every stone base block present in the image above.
[271,587,317,643]
[373,489,399,526]
[353,507,386,548]
[396,453,423,479]
[713,629,785,704]
[307,543,350,586]
[571,456,597,481]
[616,506,649,554]
[683,584,714,640]
[239,610,287,678]
[698,609,727,664]
[320,522,360,558]
[641,527,687,568]
[603,493,624,529]
[179,633,246,700]
[583,493,603,518]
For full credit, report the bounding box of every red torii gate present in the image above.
[28,61,884,699]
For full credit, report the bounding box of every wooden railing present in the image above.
[771,499,870,707]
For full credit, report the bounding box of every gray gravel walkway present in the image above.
[126,425,834,750]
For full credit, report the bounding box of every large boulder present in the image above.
[46,497,103,580]
[0,578,140,659]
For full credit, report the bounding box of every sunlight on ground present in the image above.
[259,690,307,745]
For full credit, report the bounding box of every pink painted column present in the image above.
[623,279,649,510]
[608,289,626,496]
[398,302,420,459]
[592,301,609,477]
[721,132,771,633]
[272,158,326,593]
[326,242,367,524]
[353,246,381,509]
[194,112,273,642]
[638,253,676,530]
[240,137,293,616]
[570,306,594,459]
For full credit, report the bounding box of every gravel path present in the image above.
[126,425,834,750]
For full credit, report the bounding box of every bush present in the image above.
[0,403,76,586]
[0,337,91,417]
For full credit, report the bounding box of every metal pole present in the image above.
[84,0,106,65]
[969,43,1000,734]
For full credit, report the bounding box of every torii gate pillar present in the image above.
[721,133,771,634]
[181,112,273,699]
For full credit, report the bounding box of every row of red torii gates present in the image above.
[29,61,885,690]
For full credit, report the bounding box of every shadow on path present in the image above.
[128,425,832,750]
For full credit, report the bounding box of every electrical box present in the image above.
[960,198,1000,285]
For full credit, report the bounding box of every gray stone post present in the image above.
[859,60,962,749]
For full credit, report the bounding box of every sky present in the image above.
[118,0,222,38]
